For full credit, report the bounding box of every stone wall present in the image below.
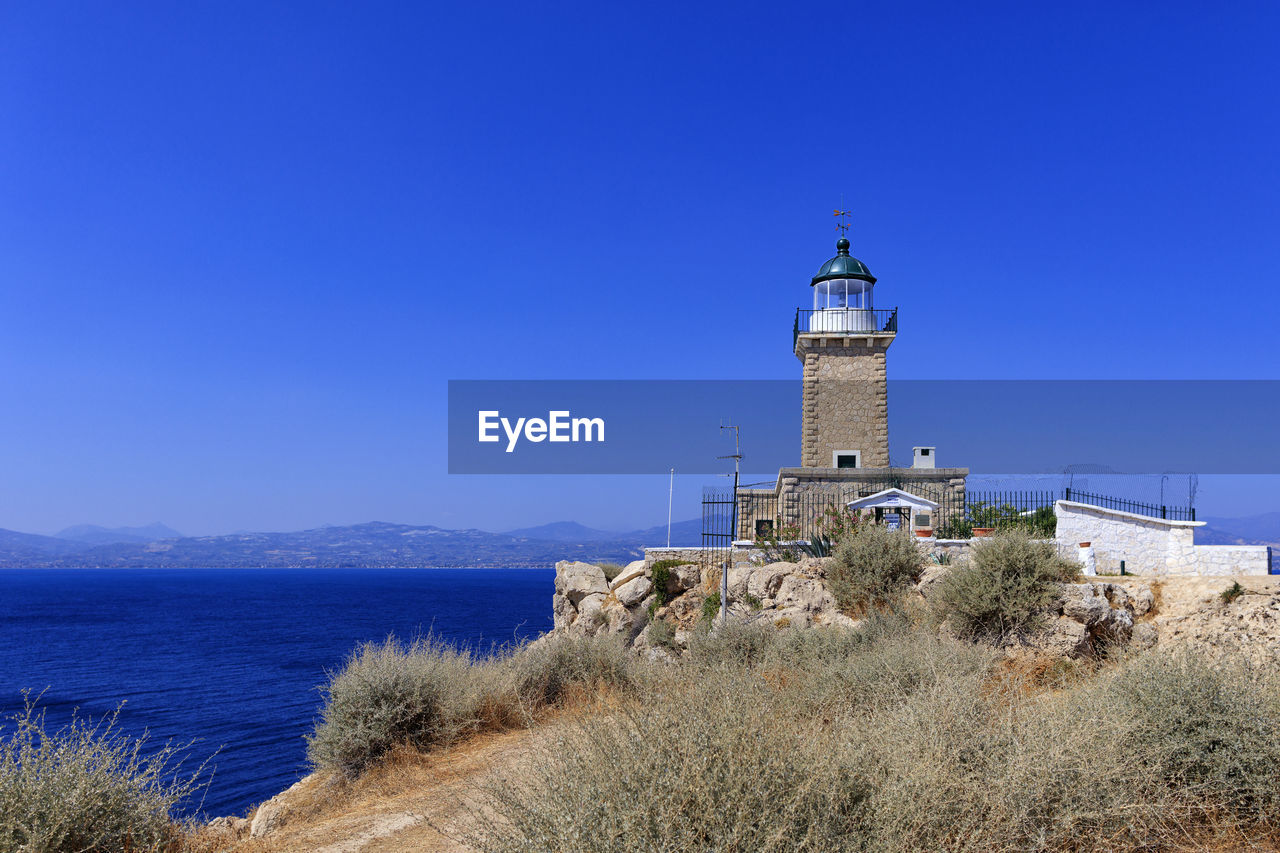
[1193,544,1274,576]
[797,339,890,468]
[643,547,718,568]
[1055,500,1270,576]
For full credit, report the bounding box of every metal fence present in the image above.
[1062,487,1196,521]
[709,484,1196,545]
[793,307,898,347]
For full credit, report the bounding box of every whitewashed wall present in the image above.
[1055,500,1270,576]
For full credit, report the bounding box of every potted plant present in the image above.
[914,528,933,538]
[972,527,995,537]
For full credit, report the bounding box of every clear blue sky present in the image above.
[1,2,1277,536]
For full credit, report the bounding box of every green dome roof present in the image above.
[811,238,876,286]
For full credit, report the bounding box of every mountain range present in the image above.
[0,515,1270,570]
[0,519,705,569]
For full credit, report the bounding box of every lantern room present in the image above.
[808,237,879,333]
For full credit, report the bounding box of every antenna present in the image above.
[717,423,741,626]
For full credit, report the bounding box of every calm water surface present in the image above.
[0,568,553,817]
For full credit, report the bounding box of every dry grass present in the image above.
[465,621,1280,853]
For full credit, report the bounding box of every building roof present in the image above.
[846,487,939,512]
[811,237,877,286]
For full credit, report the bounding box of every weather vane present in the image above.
[833,207,853,237]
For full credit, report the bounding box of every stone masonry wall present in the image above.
[1193,545,1273,576]
[799,340,889,468]
[1055,500,1270,576]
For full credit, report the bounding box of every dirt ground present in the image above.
[199,727,534,853]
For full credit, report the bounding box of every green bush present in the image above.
[648,559,684,606]
[0,696,208,853]
[827,524,925,611]
[932,531,1080,640]
[701,590,721,623]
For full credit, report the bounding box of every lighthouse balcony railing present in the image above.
[794,307,897,347]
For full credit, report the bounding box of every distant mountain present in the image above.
[1201,512,1280,546]
[504,518,703,547]
[623,518,704,547]
[54,523,183,546]
[0,520,696,569]
[0,528,90,559]
[504,521,622,542]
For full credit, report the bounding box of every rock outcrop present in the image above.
[553,557,1157,660]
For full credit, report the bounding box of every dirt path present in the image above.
[220,727,534,853]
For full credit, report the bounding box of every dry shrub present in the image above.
[827,524,925,611]
[467,668,871,853]
[597,561,626,582]
[932,530,1080,641]
[0,696,209,853]
[511,633,633,709]
[306,632,636,777]
[468,620,1280,853]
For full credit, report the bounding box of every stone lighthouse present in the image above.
[795,236,897,469]
[733,227,966,541]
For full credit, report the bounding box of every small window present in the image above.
[921,448,931,456]
[832,450,861,469]
[755,519,774,537]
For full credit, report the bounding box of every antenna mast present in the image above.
[717,423,741,626]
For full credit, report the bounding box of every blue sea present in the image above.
[0,568,554,818]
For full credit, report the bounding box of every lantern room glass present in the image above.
[814,278,873,310]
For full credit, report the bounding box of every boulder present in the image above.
[1132,587,1155,617]
[605,601,642,638]
[669,562,701,594]
[206,816,248,838]
[552,593,575,631]
[1021,616,1091,659]
[1060,584,1110,627]
[1100,583,1133,611]
[555,561,609,605]
[1097,606,1134,642]
[614,574,653,609]
[726,566,753,599]
[775,575,838,616]
[797,556,834,574]
[916,564,951,599]
[746,562,795,601]
[571,593,607,634]
[1131,622,1158,650]
[609,561,647,591]
[250,777,311,838]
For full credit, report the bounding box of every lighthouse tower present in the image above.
[794,236,897,469]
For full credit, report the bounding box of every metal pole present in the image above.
[667,468,674,548]
[718,425,741,627]
[725,466,738,626]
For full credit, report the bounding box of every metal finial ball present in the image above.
[836,237,850,254]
